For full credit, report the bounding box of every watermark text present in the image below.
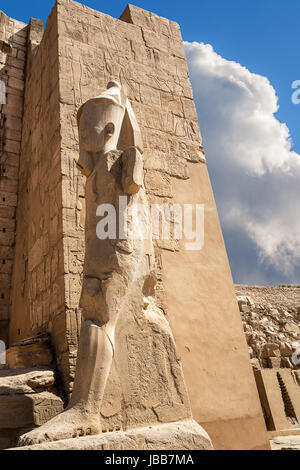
[96,197,205,251]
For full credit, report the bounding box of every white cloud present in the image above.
[184,41,300,283]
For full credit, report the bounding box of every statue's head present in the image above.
[77,81,125,155]
[77,81,143,176]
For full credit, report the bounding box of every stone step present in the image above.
[13,420,213,450]
[0,366,64,449]
[0,391,63,429]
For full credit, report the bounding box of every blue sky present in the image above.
[2,0,299,152]
[2,0,300,284]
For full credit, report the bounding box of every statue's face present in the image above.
[78,98,125,153]
[78,100,106,153]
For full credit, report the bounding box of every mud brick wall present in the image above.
[0,11,27,344]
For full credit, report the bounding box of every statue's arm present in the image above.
[76,150,94,177]
[122,147,143,195]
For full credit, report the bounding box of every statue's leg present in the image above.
[17,274,123,447]
[17,321,112,446]
[68,319,114,414]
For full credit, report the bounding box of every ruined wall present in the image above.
[236,285,300,312]
[235,285,300,370]
[0,12,27,344]
[235,285,300,435]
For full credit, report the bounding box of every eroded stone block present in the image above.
[0,366,55,394]
[0,392,63,429]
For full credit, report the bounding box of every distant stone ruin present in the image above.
[236,285,300,435]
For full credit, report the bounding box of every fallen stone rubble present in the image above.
[235,286,300,371]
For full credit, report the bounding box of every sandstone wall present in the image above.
[9,7,79,391]
[0,12,27,344]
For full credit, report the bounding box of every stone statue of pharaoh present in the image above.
[18,81,158,445]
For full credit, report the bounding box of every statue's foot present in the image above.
[17,407,101,447]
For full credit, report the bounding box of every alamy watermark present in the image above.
[291,80,300,104]
[96,197,205,251]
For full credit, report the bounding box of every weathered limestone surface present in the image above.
[0,11,27,344]
[14,420,212,450]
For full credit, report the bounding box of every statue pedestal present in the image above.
[13,420,213,450]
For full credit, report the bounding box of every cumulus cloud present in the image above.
[184,41,300,284]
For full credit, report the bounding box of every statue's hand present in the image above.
[76,150,94,177]
[121,147,143,194]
